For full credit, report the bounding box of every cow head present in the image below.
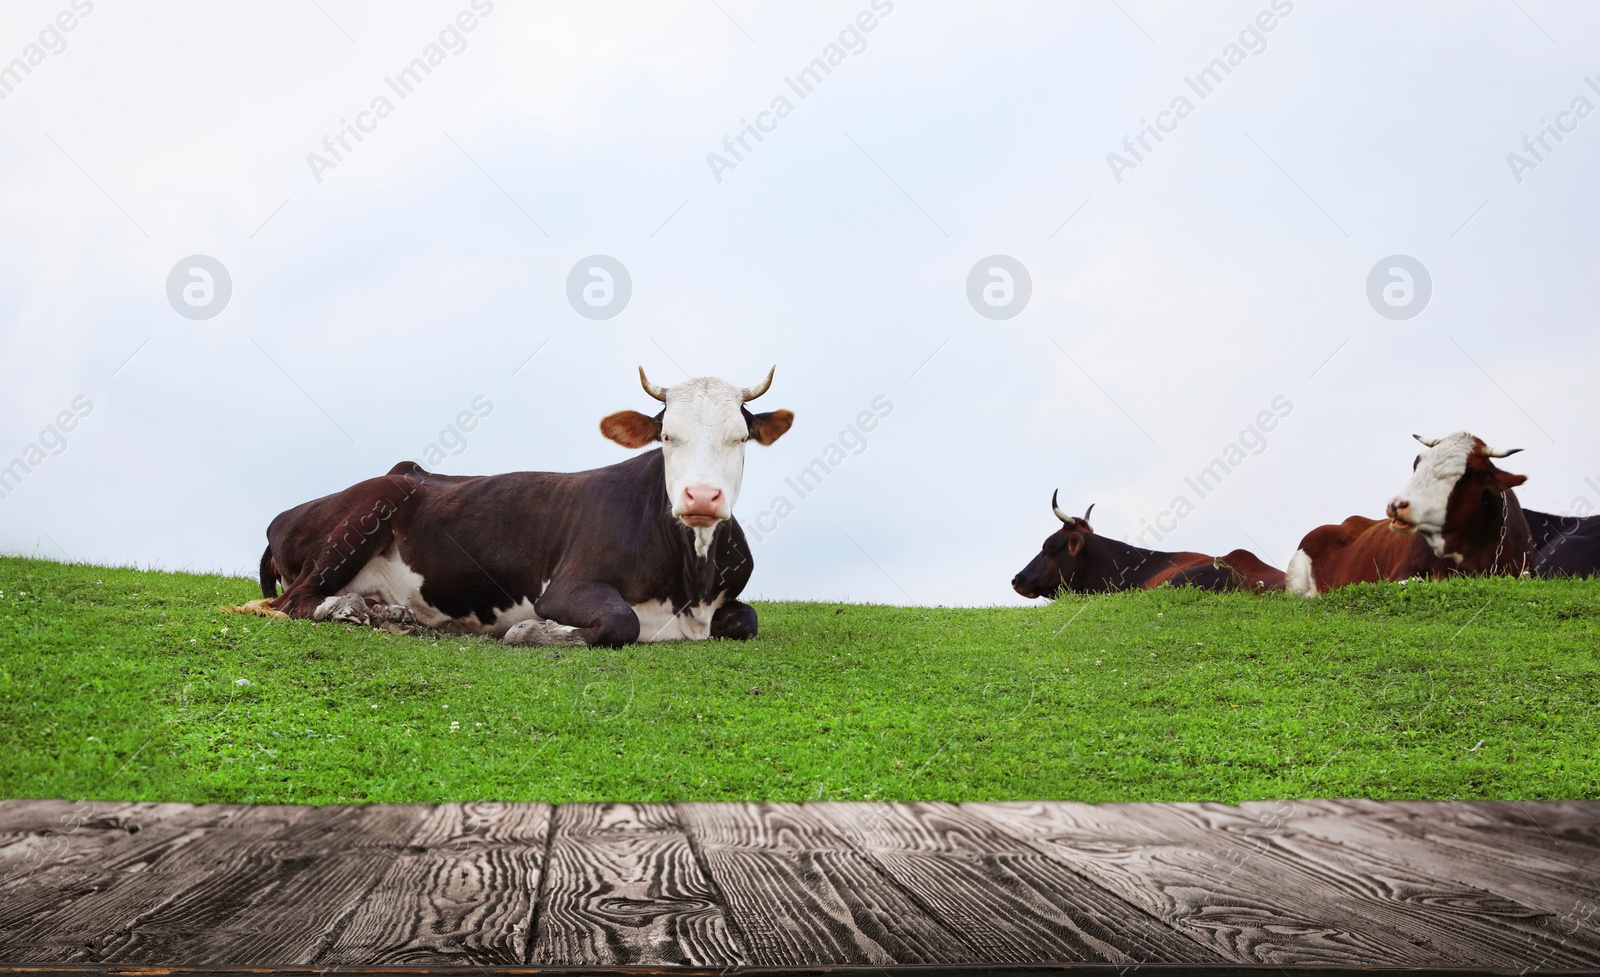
[1011,491,1097,599]
[1386,432,1527,561]
[600,367,793,553]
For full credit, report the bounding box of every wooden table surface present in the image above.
[1,798,1596,974]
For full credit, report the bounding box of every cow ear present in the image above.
[1066,532,1085,557]
[1494,470,1528,491]
[600,410,661,448]
[748,409,794,446]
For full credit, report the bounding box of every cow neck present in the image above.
[1079,534,1173,591]
[637,450,726,605]
[1461,489,1533,575]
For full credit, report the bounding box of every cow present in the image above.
[238,368,794,647]
[1285,431,1534,596]
[1525,509,1600,578]
[1010,491,1285,598]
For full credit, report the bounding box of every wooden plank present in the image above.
[102,804,432,965]
[811,802,1209,966]
[319,802,550,967]
[1293,799,1600,890]
[969,800,1447,968]
[1232,799,1600,970]
[531,803,742,969]
[1,804,300,962]
[677,801,975,966]
[1246,799,1600,903]
[1119,802,1600,971]
[0,802,192,886]
[0,804,231,937]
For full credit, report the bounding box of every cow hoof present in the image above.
[314,594,372,626]
[504,620,585,647]
[370,603,417,628]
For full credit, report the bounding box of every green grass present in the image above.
[1,554,1596,805]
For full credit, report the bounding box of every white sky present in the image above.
[2,0,1597,606]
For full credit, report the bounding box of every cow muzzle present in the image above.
[1386,498,1418,533]
[677,485,726,528]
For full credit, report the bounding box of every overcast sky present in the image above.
[2,0,1597,606]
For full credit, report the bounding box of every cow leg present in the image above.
[533,581,640,648]
[313,594,374,626]
[710,599,758,640]
[272,521,395,619]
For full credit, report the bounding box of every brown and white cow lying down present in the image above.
[1285,432,1533,596]
[1010,492,1285,598]
[241,369,793,647]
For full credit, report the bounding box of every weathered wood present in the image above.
[319,802,550,967]
[1,804,304,962]
[677,802,976,966]
[0,801,193,887]
[968,800,1452,968]
[0,804,236,937]
[1245,799,1600,905]
[1119,802,1600,971]
[0,797,1596,972]
[104,804,429,965]
[532,803,741,969]
[1290,799,1600,892]
[811,802,1211,965]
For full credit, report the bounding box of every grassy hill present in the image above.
[1,555,1596,805]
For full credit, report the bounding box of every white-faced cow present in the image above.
[243,368,794,646]
[1285,432,1534,596]
[1010,491,1285,598]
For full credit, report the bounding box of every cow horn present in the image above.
[1412,434,1441,448]
[1481,445,1523,458]
[1052,489,1072,525]
[744,366,775,402]
[1082,503,1095,525]
[639,366,668,402]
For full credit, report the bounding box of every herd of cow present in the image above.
[235,369,1599,647]
[1013,430,1599,598]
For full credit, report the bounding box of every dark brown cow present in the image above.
[1286,432,1534,595]
[1011,492,1285,598]
[1526,509,1600,578]
[238,368,794,647]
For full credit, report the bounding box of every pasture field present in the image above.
[0,554,1596,805]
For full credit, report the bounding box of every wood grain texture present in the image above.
[968,800,1450,968]
[812,802,1211,965]
[0,804,236,939]
[0,797,1595,972]
[1288,799,1600,895]
[532,803,741,969]
[1119,802,1600,971]
[677,802,976,966]
[0,802,193,887]
[2,804,304,963]
[4,804,430,965]
[1237,799,1600,971]
[102,804,430,966]
[320,802,550,967]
